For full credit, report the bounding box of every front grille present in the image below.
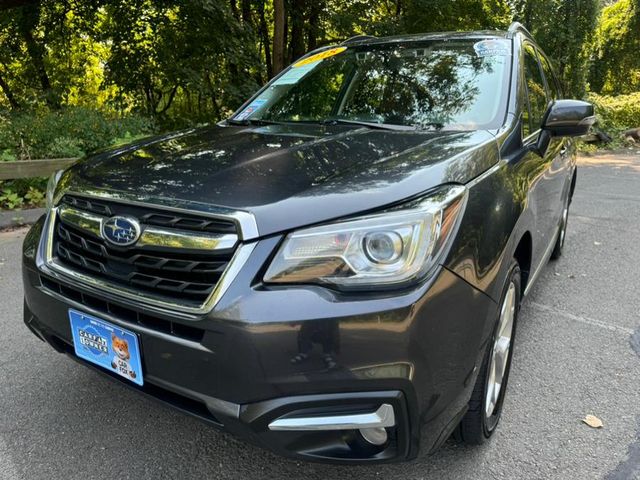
[63,195,237,234]
[40,275,205,342]
[51,195,238,308]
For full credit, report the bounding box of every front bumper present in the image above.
[22,216,497,463]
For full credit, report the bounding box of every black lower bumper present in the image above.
[22,217,498,464]
[25,306,412,462]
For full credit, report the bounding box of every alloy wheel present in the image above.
[559,206,569,248]
[485,281,516,418]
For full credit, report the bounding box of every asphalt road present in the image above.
[1,151,639,480]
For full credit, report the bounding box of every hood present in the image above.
[61,123,498,236]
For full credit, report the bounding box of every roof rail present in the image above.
[507,21,533,37]
[341,35,376,45]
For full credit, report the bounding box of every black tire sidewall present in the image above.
[551,194,571,260]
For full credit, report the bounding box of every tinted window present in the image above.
[522,44,548,136]
[235,40,511,131]
[538,53,559,100]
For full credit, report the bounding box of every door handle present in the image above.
[559,146,568,157]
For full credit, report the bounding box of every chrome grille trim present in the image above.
[58,205,103,237]
[58,205,239,252]
[38,206,257,316]
[56,189,259,240]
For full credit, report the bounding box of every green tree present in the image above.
[513,0,599,97]
[589,0,640,95]
[403,0,511,33]
[0,0,635,132]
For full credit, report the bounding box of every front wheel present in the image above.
[551,199,570,260]
[457,260,521,444]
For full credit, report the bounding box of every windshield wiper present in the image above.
[228,117,444,131]
[320,118,417,131]
[226,118,281,126]
[415,122,445,131]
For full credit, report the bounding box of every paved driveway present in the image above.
[1,152,639,480]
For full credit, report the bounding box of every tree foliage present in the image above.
[589,0,640,95]
[0,0,635,131]
[512,0,599,97]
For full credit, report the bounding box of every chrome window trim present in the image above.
[58,205,239,252]
[38,206,257,316]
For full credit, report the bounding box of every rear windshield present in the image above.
[233,39,511,131]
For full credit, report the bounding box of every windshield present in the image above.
[232,39,511,131]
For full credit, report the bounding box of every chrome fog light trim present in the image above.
[268,403,395,431]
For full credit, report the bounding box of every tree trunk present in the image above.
[523,1,533,30]
[306,0,324,51]
[205,73,222,120]
[258,1,273,79]
[272,0,286,75]
[229,0,239,20]
[241,0,251,25]
[18,4,59,109]
[289,0,306,63]
[0,70,20,109]
[156,85,179,115]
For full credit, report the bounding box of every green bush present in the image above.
[47,137,86,158]
[0,177,48,209]
[588,92,640,134]
[0,107,157,210]
[0,107,156,160]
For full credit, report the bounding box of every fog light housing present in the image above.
[359,427,388,446]
[247,392,410,462]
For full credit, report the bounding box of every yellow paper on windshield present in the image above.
[293,47,347,68]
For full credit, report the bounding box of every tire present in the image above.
[457,260,521,444]
[550,196,570,260]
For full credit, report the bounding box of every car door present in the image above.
[538,49,573,214]
[521,42,566,262]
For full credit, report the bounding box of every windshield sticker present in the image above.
[235,98,267,120]
[293,46,347,68]
[273,63,319,85]
[474,39,511,57]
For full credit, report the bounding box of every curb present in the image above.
[0,208,46,229]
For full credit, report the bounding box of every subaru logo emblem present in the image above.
[101,216,141,247]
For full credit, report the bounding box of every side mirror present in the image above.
[542,99,596,137]
[533,99,596,156]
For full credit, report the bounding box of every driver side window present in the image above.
[522,44,549,138]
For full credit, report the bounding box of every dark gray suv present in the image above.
[22,22,594,463]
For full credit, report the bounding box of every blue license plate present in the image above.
[69,309,143,386]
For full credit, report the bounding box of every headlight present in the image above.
[264,185,467,288]
[45,170,63,210]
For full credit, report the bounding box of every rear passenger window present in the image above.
[538,53,559,100]
[522,44,549,137]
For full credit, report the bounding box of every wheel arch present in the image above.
[512,231,532,296]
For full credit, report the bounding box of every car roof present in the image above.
[340,22,533,47]
[341,30,510,47]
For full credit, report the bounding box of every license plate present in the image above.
[69,309,143,386]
